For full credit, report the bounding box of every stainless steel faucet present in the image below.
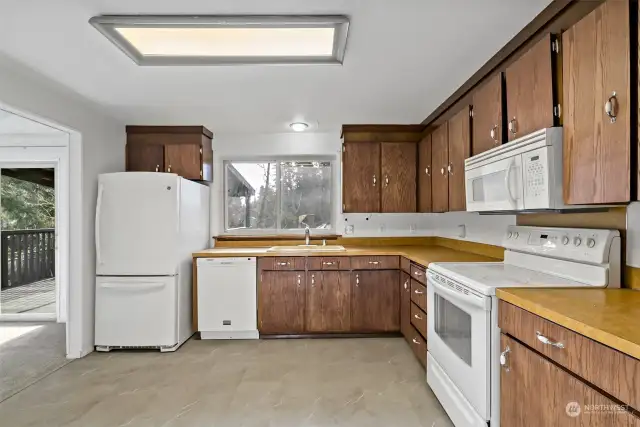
[305,225,311,245]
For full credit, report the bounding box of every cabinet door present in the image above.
[164,144,202,180]
[381,142,417,212]
[500,334,640,427]
[342,142,381,213]
[431,122,449,213]
[351,270,400,332]
[472,73,504,155]
[505,34,556,141]
[126,144,164,172]
[258,271,305,334]
[448,106,471,211]
[563,0,631,204]
[400,272,412,341]
[418,134,432,212]
[305,271,351,332]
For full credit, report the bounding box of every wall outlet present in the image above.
[379,224,386,233]
[410,224,417,234]
[345,224,355,235]
[458,224,467,238]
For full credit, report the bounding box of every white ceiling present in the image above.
[0,0,551,134]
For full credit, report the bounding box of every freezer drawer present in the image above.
[95,276,178,348]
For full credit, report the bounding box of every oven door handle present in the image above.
[505,157,517,208]
[429,278,491,311]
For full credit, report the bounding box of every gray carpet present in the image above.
[0,322,68,402]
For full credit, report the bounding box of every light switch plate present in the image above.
[345,224,355,235]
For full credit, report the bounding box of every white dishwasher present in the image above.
[197,257,258,339]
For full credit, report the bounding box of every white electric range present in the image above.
[426,226,621,427]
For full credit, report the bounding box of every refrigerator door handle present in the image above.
[95,183,104,265]
[99,282,167,290]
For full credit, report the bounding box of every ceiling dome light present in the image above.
[290,122,309,132]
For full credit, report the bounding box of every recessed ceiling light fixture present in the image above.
[290,122,309,132]
[89,15,350,66]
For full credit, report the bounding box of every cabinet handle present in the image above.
[277,262,290,266]
[500,345,511,372]
[355,274,359,286]
[490,125,499,144]
[605,91,618,123]
[323,261,335,266]
[155,165,159,172]
[384,175,390,187]
[508,118,517,136]
[413,270,423,276]
[311,274,315,286]
[447,163,453,175]
[369,261,380,265]
[372,174,377,187]
[425,166,430,177]
[536,331,565,349]
[414,313,423,320]
[403,280,409,290]
[297,275,301,286]
[167,165,172,173]
[414,289,424,295]
[412,338,421,345]
[440,167,445,175]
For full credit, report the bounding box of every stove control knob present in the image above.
[562,236,570,246]
[514,232,519,239]
[587,238,596,248]
[507,232,513,239]
[573,237,582,247]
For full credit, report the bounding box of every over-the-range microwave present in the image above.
[465,127,579,213]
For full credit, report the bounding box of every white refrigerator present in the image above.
[94,172,210,352]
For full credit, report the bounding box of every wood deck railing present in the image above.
[0,229,55,289]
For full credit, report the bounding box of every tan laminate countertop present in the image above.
[192,245,499,267]
[497,288,640,360]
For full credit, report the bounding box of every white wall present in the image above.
[211,131,515,245]
[0,53,125,358]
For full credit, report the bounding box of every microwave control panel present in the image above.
[523,147,550,206]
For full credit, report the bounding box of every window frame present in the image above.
[223,156,336,235]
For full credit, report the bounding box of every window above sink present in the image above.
[224,158,335,235]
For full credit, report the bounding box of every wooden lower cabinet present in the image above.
[258,271,305,334]
[351,270,400,332]
[408,324,427,367]
[400,272,412,340]
[305,271,351,332]
[500,334,640,427]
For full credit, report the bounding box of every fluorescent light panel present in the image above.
[90,15,349,66]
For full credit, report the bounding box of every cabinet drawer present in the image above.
[401,257,411,274]
[410,302,427,339]
[350,256,399,270]
[307,256,351,270]
[408,324,427,367]
[410,279,427,312]
[410,264,426,284]
[258,257,306,271]
[499,301,640,410]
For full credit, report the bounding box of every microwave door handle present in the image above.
[429,277,490,310]
[505,158,517,207]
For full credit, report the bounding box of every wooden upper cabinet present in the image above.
[342,142,381,213]
[381,142,417,213]
[563,0,631,204]
[125,126,213,182]
[500,334,640,426]
[431,122,449,213]
[505,34,558,141]
[472,73,504,155]
[126,143,164,173]
[448,106,471,212]
[418,134,432,212]
[258,271,305,334]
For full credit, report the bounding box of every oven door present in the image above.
[427,273,491,420]
[465,154,524,212]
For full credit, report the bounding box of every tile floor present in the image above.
[0,337,453,427]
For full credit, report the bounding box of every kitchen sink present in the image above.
[266,245,346,252]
